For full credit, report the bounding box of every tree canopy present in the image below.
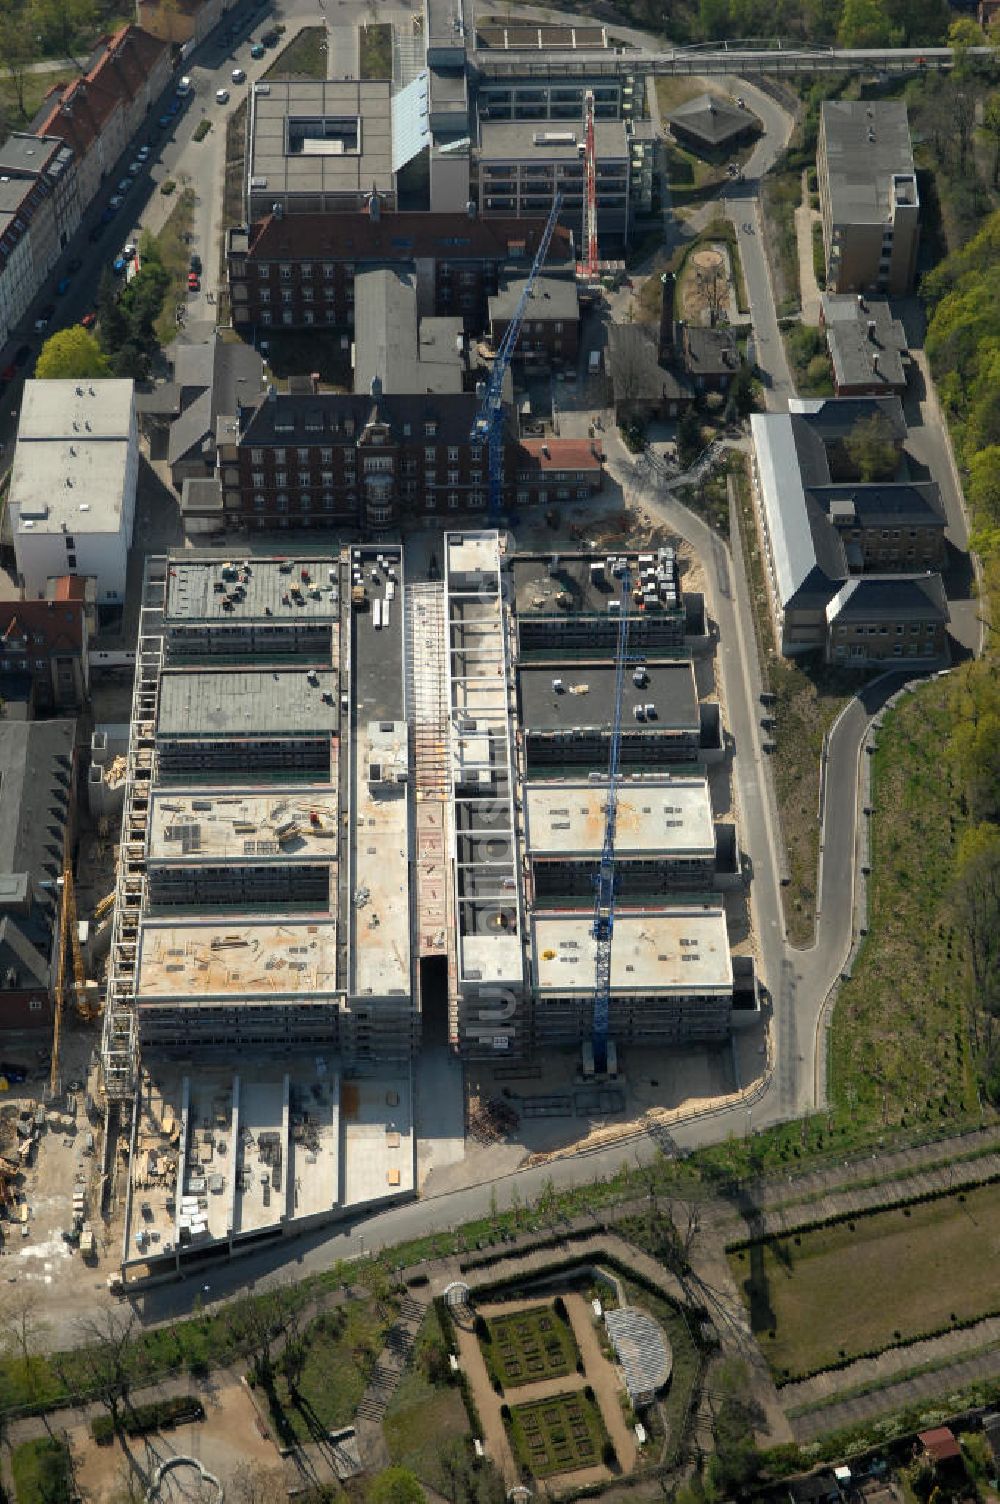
[35,326,110,380]
[367,1468,426,1504]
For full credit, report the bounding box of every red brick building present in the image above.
[226,211,575,335]
[0,577,94,713]
[516,439,604,506]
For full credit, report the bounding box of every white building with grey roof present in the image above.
[8,380,138,604]
[817,100,920,296]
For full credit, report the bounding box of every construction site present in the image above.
[68,529,759,1280]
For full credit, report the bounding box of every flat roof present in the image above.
[156,668,339,737]
[531,907,732,994]
[820,100,915,226]
[518,659,699,734]
[147,786,339,863]
[523,776,714,858]
[248,79,394,199]
[511,549,681,620]
[478,117,628,162]
[489,272,578,324]
[348,546,411,1000]
[165,557,340,622]
[353,267,463,396]
[136,917,338,1000]
[10,380,135,537]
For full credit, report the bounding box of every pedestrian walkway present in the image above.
[794,170,823,326]
[790,1344,1000,1442]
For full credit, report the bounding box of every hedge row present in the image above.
[459,1225,594,1273]
[92,1394,205,1445]
[726,1171,1000,1255]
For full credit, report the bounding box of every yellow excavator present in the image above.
[49,866,99,1096]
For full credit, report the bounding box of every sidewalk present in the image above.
[794,170,823,326]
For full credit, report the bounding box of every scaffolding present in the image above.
[101,565,167,1102]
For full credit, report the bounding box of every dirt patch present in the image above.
[678,244,731,326]
[70,1379,282,1503]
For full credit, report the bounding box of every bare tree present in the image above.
[74,1308,138,1433]
[227,1462,288,1504]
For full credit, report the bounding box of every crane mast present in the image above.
[591,564,630,1074]
[580,89,599,281]
[471,192,563,521]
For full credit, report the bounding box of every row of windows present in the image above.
[247,492,490,513]
[248,442,479,463]
[834,622,936,636]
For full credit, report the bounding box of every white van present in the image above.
[177,75,193,95]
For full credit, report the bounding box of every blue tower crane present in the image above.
[471,193,563,521]
[591,563,630,1074]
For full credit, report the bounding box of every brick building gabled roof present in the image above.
[0,597,85,654]
[518,439,604,473]
[34,23,167,149]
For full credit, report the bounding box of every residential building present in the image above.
[488,272,579,363]
[607,320,693,423]
[816,100,920,295]
[820,293,909,396]
[226,208,575,333]
[514,440,604,507]
[749,398,949,656]
[0,719,77,1030]
[0,577,96,712]
[8,380,139,604]
[666,93,761,158]
[34,25,170,207]
[824,575,949,665]
[0,130,84,347]
[245,81,396,219]
[136,0,234,46]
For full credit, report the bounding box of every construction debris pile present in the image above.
[467,1094,519,1145]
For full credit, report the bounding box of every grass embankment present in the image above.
[383,1323,471,1491]
[730,1183,1000,1383]
[149,187,196,347]
[759,172,801,319]
[263,26,327,80]
[783,323,834,397]
[359,22,393,79]
[731,454,855,945]
[11,1437,73,1504]
[829,678,980,1131]
[264,1296,400,1444]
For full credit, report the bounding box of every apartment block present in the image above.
[477,119,632,242]
[0,135,81,348]
[817,101,920,296]
[0,577,95,713]
[9,381,139,605]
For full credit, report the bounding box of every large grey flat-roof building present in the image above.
[477,117,631,241]
[246,79,396,218]
[817,101,919,296]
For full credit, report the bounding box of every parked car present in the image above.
[190,252,202,274]
[34,304,54,331]
[100,206,116,224]
[112,256,127,275]
[215,88,229,104]
[176,74,193,95]
[158,113,172,128]
[231,67,246,83]
[116,177,131,194]
[108,195,125,210]
[56,276,71,295]
[187,272,200,291]
[261,28,280,45]
[123,242,137,259]
[80,312,97,329]
[128,159,143,175]
[137,145,151,161]
[250,41,265,57]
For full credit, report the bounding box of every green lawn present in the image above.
[263,27,328,81]
[12,1437,74,1504]
[359,23,393,79]
[730,1183,1000,1383]
[760,171,802,319]
[829,677,979,1131]
[0,67,77,135]
[266,1296,401,1443]
[482,1304,580,1389]
[508,1390,609,1478]
[150,187,196,347]
[383,1324,471,1490]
